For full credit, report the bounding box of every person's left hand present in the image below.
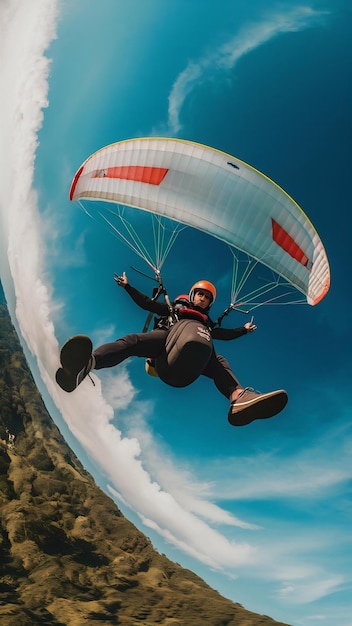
[244,320,257,332]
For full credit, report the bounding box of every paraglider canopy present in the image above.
[70,137,330,308]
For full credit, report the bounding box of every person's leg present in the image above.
[94,330,168,369]
[202,351,241,398]
[56,330,168,392]
[202,351,288,426]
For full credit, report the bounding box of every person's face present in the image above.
[193,289,212,309]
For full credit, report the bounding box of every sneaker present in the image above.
[55,335,95,392]
[228,387,288,427]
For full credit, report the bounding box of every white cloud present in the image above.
[167,62,203,134]
[0,0,59,369]
[108,485,255,570]
[203,419,352,503]
[277,575,344,604]
[124,421,260,529]
[100,367,136,411]
[166,5,329,134]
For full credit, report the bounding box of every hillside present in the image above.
[0,299,291,626]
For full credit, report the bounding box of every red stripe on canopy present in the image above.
[69,165,84,200]
[93,165,168,185]
[272,219,311,268]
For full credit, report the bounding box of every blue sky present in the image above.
[0,1,351,625]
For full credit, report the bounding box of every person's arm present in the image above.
[115,272,169,315]
[212,320,257,341]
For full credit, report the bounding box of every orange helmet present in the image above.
[189,280,216,305]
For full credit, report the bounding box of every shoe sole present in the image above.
[56,335,93,392]
[228,390,288,427]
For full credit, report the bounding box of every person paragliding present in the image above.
[55,272,288,427]
[56,136,330,427]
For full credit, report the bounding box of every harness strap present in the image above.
[177,307,209,325]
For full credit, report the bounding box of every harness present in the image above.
[153,304,211,331]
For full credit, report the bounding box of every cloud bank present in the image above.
[0,0,256,575]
